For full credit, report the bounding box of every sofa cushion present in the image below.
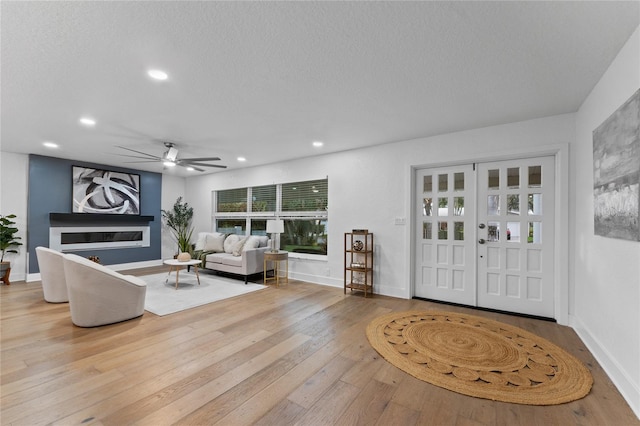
[205,253,226,264]
[224,234,241,253]
[204,233,226,252]
[221,255,243,267]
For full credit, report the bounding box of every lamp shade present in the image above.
[266,219,284,234]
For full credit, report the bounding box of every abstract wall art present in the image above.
[72,166,140,215]
[593,89,640,241]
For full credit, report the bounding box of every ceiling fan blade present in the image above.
[116,146,162,160]
[179,157,221,162]
[114,153,162,160]
[182,161,227,168]
[122,160,163,163]
[176,163,205,172]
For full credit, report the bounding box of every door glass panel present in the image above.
[528,222,542,243]
[507,194,520,215]
[488,169,499,189]
[488,221,500,242]
[438,222,448,240]
[528,166,542,187]
[454,173,464,191]
[454,222,464,240]
[453,197,464,216]
[528,193,542,215]
[423,175,432,193]
[423,198,433,216]
[506,222,520,242]
[438,198,448,216]
[507,168,520,188]
[438,174,448,192]
[487,195,500,215]
[423,222,432,240]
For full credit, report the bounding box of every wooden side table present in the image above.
[263,251,288,287]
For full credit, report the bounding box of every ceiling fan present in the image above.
[117,142,227,172]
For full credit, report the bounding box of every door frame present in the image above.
[405,144,570,325]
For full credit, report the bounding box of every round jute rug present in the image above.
[366,310,593,405]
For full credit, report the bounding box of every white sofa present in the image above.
[194,232,271,283]
[63,253,147,327]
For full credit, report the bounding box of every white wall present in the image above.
[185,113,575,299]
[573,26,640,418]
[0,152,29,282]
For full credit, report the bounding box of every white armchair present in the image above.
[36,246,68,303]
[63,254,147,327]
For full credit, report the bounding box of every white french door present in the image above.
[414,165,476,306]
[414,156,556,318]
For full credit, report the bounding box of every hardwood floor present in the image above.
[1,267,638,426]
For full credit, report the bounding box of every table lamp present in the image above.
[266,219,284,252]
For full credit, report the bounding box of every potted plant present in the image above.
[1,214,23,284]
[161,197,194,260]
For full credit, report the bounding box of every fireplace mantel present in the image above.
[49,213,155,225]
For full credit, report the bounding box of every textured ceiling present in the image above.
[1,1,638,175]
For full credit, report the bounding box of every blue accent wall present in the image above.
[28,155,162,273]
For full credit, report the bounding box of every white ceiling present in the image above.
[1,1,638,176]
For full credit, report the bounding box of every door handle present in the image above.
[478,239,486,244]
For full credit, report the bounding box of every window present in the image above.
[251,185,276,212]
[213,179,328,255]
[282,179,328,212]
[217,188,247,212]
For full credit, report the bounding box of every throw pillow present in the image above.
[232,236,249,256]
[255,235,269,247]
[194,232,209,251]
[242,236,261,251]
[224,234,241,254]
[204,233,226,252]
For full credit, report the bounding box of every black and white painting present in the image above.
[593,89,640,241]
[72,166,140,215]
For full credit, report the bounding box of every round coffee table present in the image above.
[163,259,202,290]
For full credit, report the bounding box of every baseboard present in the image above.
[288,271,342,288]
[570,314,640,420]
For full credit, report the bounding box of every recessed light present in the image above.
[186,167,195,171]
[312,141,323,147]
[163,161,176,167]
[148,69,168,81]
[237,157,246,162]
[79,117,96,127]
[43,141,59,148]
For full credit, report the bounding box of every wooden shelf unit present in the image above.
[344,231,373,297]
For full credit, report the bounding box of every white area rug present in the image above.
[141,271,267,316]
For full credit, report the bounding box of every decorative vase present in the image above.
[177,252,192,262]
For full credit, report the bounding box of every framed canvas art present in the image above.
[72,166,140,215]
[593,89,640,241]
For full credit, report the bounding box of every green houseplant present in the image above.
[1,214,22,262]
[161,197,194,256]
[1,214,22,284]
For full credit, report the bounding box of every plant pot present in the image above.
[177,252,192,262]
[0,261,11,285]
